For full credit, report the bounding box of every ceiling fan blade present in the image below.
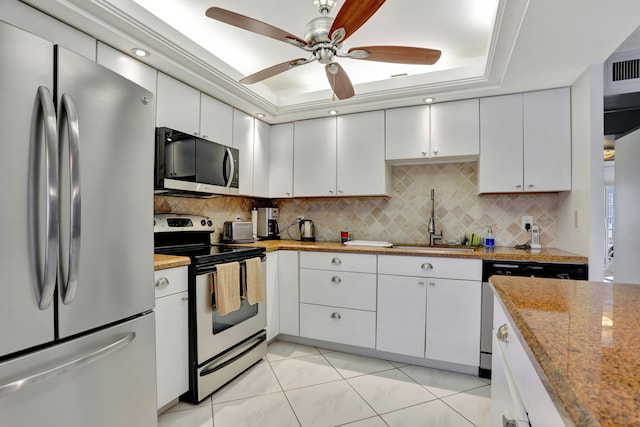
[205,7,307,46]
[325,63,355,100]
[240,58,309,84]
[348,46,442,65]
[330,0,386,42]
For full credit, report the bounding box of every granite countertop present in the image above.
[227,240,588,263]
[154,254,191,270]
[490,276,640,427]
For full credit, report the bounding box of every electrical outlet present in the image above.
[522,215,533,230]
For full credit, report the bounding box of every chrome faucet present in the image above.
[428,189,443,246]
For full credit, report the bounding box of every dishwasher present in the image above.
[479,260,588,378]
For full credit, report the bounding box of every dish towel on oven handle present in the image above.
[213,261,241,315]
[245,257,264,305]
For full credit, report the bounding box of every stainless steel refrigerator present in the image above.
[0,20,157,426]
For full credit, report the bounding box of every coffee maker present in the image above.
[257,207,280,240]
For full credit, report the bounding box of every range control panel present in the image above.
[154,214,214,233]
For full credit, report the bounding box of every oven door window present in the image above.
[209,264,258,334]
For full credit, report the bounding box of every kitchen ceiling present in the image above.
[20,0,640,123]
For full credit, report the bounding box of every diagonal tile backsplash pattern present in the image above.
[155,162,558,247]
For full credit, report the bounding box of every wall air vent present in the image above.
[612,59,640,81]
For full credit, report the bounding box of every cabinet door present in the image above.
[478,94,524,193]
[278,251,299,336]
[337,111,389,196]
[430,99,479,159]
[385,105,430,160]
[293,117,337,196]
[155,291,189,408]
[425,278,481,366]
[377,275,427,358]
[265,252,279,341]
[253,119,271,198]
[269,123,294,198]
[199,93,233,145]
[523,88,571,192]
[156,72,200,135]
[97,43,157,94]
[232,109,255,196]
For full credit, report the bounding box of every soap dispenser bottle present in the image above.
[484,226,495,247]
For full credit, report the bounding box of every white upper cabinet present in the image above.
[385,105,430,161]
[96,43,157,95]
[156,72,200,135]
[232,109,255,196]
[337,111,390,196]
[522,88,571,192]
[200,93,233,145]
[430,99,480,159]
[293,117,337,197]
[478,94,524,192]
[478,88,571,193]
[253,119,271,198]
[269,123,294,198]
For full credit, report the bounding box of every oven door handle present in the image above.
[200,333,266,377]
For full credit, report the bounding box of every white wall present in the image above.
[557,64,605,281]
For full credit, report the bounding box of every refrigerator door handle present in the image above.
[0,332,135,398]
[58,94,81,305]
[29,86,59,310]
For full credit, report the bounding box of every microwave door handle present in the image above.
[58,94,81,305]
[29,86,59,310]
[224,147,235,188]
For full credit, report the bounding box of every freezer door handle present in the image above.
[58,94,82,305]
[29,86,59,310]
[0,332,134,398]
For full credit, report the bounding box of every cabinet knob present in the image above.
[428,282,436,287]
[338,189,343,194]
[155,277,170,288]
[331,257,342,265]
[193,131,199,136]
[421,151,427,156]
[285,192,291,196]
[331,312,342,320]
[496,324,509,343]
[202,134,209,139]
[502,415,517,427]
[418,281,425,286]
[527,184,534,188]
[181,297,189,302]
[329,189,335,194]
[515,184,522,189]
[421,262,433,270]
[331,276,342,284]
[432,148,439,156]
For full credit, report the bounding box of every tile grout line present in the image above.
[265,350,303,427]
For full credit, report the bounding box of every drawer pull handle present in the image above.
[497,324,509,343]
[331,276,342,284]
[428,282,436,287]
[421,263,433,270]
[155,277,170,288]
[331,312,341,320]
[502,415,516,427]
[331,257,342,265]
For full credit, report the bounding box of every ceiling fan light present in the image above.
[314,0,338,15]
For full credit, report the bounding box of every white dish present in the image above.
[343,240,393,248]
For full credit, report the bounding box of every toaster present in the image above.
[222,221,254,243]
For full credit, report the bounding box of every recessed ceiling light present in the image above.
[423,97,435,103]
[255,113,265,118]
[328,110,338,115]
[131,48,150,58]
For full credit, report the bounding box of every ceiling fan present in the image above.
[205,0,442,100]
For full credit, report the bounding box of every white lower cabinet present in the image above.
[299,251,376,348]
[377,274,426,358]
[377,255,481,367]
[265,252,279,341]
[491,296,567,426]
[278,251,299,336]
[154,266,189,409]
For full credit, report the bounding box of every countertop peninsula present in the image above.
[491,275,640,427]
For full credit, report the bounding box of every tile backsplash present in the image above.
[155,162,558,247]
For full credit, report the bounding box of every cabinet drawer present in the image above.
[154,266,188,298]
[299,303,376,348]
[300,269,376,311]
[300,251,376,273]
[378,255,481,280]
[493,296,530,406]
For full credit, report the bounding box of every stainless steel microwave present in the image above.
[154,127,239,196]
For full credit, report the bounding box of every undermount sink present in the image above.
[392,245,479,253]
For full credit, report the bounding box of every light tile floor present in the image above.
[158,340,491,427]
